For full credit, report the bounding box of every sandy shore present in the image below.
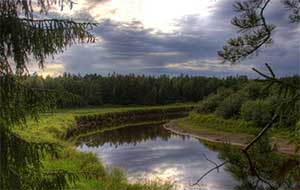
[163,120,299,156]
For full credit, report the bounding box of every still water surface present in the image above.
[76,125,239,190]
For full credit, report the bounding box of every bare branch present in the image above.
[191,161,227,186]
[202,154,219,171]
[243,150,276,190]
[244,114,278,152]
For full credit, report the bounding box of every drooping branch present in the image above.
[0,0,75,17]
[0,16,97,74]
[218,0,274,63]
[0,0,98,74]
[0,0,98,189]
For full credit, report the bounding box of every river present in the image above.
[76,124,239,190]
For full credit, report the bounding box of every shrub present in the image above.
[196,88,233,114]
[196,95,220,114]
[215,93,245,119]
[240,99,272,127]
[239,81,267,100]
[185,113,257,134]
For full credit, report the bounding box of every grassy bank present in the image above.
[68,105,192,138]
[176,112,291,142]
[14,104,192,190]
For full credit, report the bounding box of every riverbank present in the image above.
[15,104,192,190]
[164,113,298,155]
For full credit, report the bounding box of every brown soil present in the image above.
[164,120,299,156]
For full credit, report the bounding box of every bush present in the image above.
[239,81,267,100]
[215,93,245,119]
[184,113,257,134]
[196,88,233,114]
[196,95,220,114]
[240,99,272,127]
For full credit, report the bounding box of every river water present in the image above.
[76,124,239,190]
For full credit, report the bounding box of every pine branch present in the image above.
[219,0,274,63]
[0,0,98,189]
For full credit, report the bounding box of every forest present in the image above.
[195,75,300,128]
[24,73,248,107]
[23,74,299,130]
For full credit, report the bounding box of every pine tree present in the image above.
[0,0,96,189]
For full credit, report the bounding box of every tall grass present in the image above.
[183,112,258,134]
[14,105,192,190]
[177,112,291,139]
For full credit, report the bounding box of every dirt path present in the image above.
[163,120,299,156]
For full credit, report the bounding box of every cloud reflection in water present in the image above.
[77,125,238,190]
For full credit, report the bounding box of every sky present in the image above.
[32,0,300,78]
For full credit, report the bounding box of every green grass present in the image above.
[178,112,258,134]
[176,112,291,140]
[14,104,192,190]
[56,103,193,116]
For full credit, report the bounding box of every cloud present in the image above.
[166,60,252,72]
[30,63,65,77]
[37,0,299,78]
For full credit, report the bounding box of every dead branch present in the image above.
[190,160,227,186]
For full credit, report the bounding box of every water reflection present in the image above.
[76,124,173,148]
[77,125,238,190]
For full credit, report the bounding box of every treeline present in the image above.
[196,76,300,128]
[23,73,248,108]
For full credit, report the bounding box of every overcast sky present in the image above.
[32,0,299,78]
